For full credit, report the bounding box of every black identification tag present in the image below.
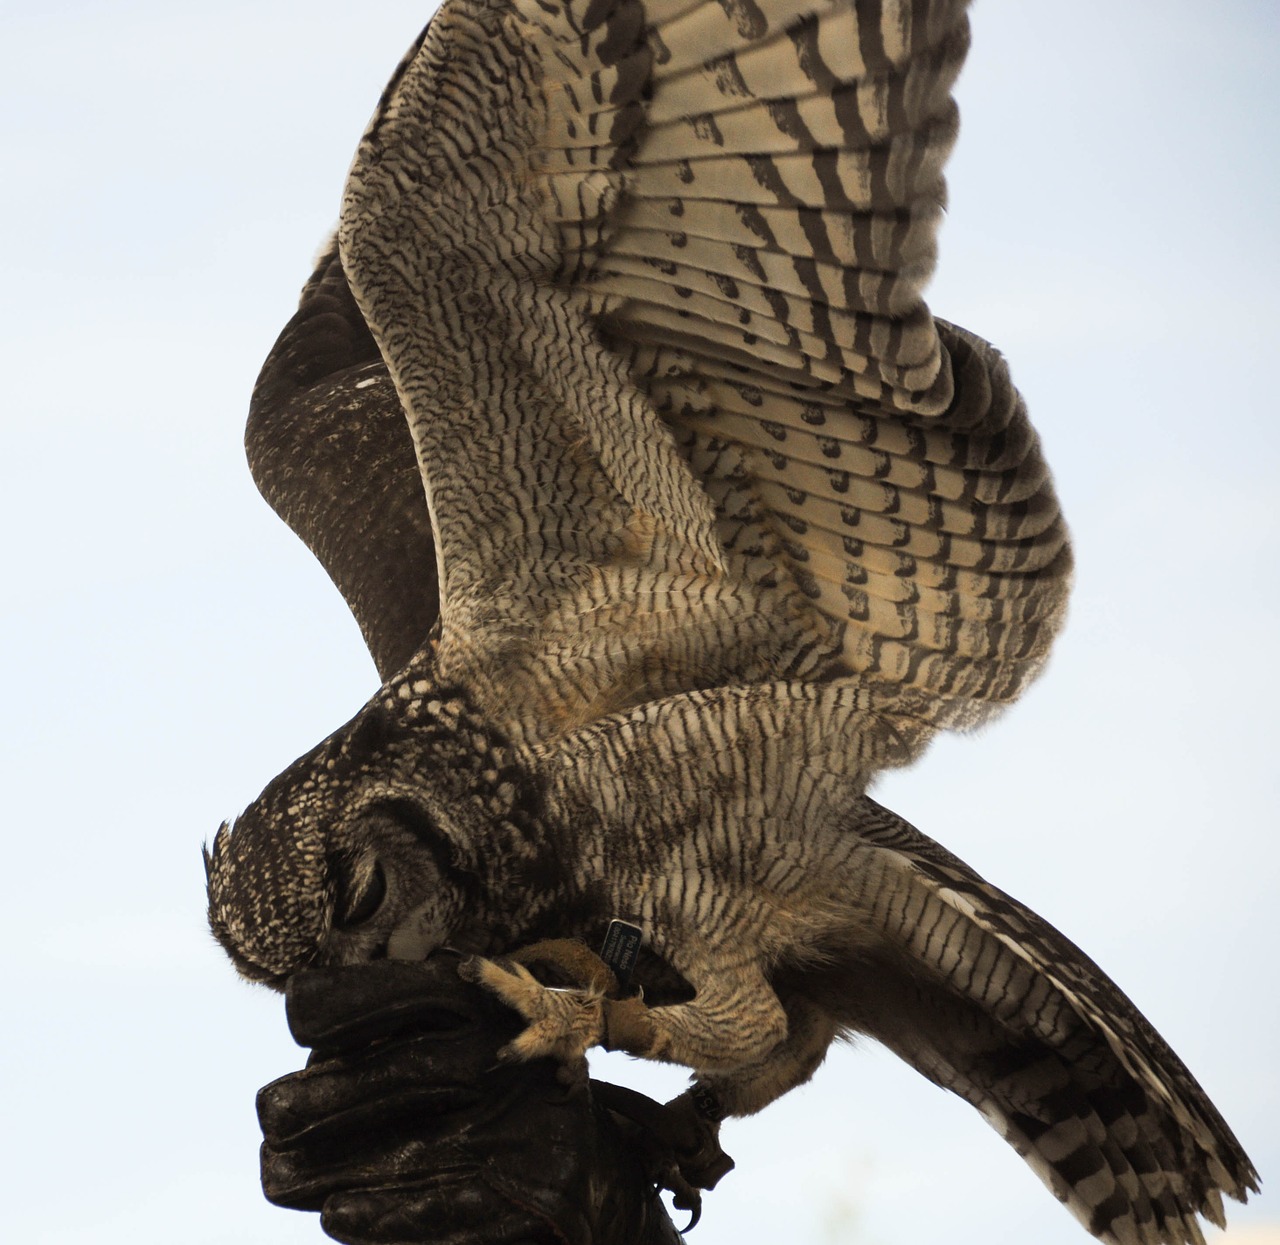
[599,919,643,991]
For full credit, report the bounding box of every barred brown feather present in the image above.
[209,1,1257,1241]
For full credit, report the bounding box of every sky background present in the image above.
[1,1,1276,1242]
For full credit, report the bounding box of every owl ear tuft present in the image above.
[202,820,230,882]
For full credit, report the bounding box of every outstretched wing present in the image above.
[838,800,1259,1245]
[322,0,1069,747]
[555,0,1071,735]
[246,242,437,681]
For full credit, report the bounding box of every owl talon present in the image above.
[592,1081,731,1232]
[661,1162,704,1231]
[661,1090,735,1192]
[456,954,481,983]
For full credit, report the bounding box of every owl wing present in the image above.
[245,241,437,681]
[840,801,1260,1244]
[329,0,1069,747]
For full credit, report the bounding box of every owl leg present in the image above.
[506,937,619,994]
[611,962,788,1071]
[460,954,788,1075]
[682,991,839,1119]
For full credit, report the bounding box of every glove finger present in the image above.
[263,1128,480,1211]
[286,958,517,1053]
[259,1088,486,1209]
[261,1062,573,1207]
[258,1035,494,1148]
[320,1181,563,1245]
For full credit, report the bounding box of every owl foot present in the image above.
[657,1095,735,1231]
[459,955,605,1068]
[661,1089,736,1191]
[593,1082,736,1232]
[458,952,658,1069]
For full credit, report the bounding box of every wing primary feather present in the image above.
[831,798,1259,1245]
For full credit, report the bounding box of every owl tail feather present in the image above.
[837,799,1258,1245]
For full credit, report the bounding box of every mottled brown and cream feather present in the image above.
[209,2,1256,1242]
[246,242,437,679]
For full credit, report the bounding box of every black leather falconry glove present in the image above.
[257,957,687,1245]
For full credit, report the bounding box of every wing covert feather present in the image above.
[532,0,1070,734]
[332,0,1069,746]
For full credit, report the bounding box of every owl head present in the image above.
[205,681,546,987]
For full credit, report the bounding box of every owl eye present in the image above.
[334,859,387,929]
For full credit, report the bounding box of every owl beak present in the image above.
[386,902,442,961]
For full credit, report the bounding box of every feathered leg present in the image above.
[461,952,788,1072]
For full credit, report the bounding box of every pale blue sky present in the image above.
[1,2,1276,1243]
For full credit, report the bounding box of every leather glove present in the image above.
[257,956,686,1245]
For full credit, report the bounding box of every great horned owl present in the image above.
[206,0,1258,1241]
